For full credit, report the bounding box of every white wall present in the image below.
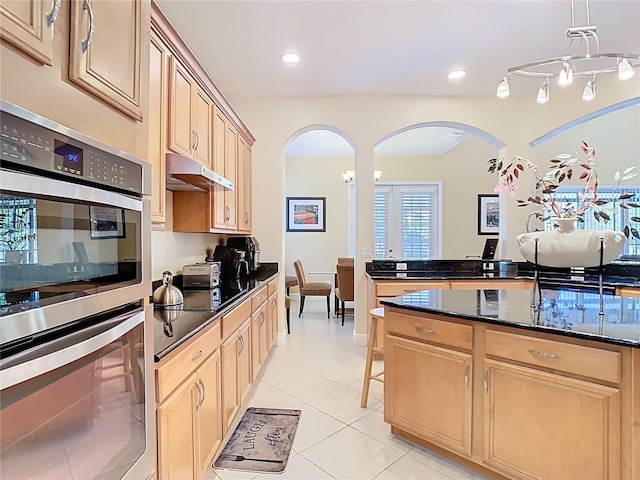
[284,156,353,285]
[231,75,640,336]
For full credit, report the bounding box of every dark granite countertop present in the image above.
[152,263,278,362]
[381,287,640,348]
[366,259,640,288]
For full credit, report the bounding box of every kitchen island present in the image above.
[380,287,639,480]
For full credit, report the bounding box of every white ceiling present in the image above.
[155,0,640,155]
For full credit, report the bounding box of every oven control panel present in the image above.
[0,110,143,195]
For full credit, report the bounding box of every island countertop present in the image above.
[380,287,640,347]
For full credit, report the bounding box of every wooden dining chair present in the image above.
[335,263,354,326]
[293,259,332,318]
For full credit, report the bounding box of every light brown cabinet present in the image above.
[237,136,252,233]
[212,107,238,230]
[384,305,637,480]
[156,321,223,480]
[168,56,212,167]
[483,359,620,480]
[148,28,169,223]
[268,290,278,346]
[69,0,144,121]
[0,0,56,65]
[251,302,268,382]
[221,318,251,434]
[385,319,473,455]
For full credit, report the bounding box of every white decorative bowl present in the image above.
[517,229,627,268]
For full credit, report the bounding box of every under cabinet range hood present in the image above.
[165,153,234,191]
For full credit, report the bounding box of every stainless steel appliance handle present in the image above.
[0,170,142,211]
[81,0,95,53]
[46,0,62,27]
[0,309,144,389]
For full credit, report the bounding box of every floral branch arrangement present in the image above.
[487,140,639,239]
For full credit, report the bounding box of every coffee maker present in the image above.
[226,236,260,273]
[212,245,249,280]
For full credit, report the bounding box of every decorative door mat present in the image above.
[213,407,301,473]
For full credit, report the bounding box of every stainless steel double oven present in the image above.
[0,101,155,480]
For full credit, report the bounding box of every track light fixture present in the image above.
[495,0,639,102]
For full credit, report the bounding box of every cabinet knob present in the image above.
[191,350,204,361]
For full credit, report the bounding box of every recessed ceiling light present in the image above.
[282,53,300,64]
[448,70,466,80]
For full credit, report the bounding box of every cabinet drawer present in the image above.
[449,280,527,290]
[386,312,473,351]
[251,286,268,313]
[485,330,621,383]
[156,321,221,403]
[267,278,278,296]
[376,281,449,297]
[222,298,252,339]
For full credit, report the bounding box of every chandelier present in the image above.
[496,0,639,103]
[341,170,382,183]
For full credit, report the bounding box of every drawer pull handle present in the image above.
[195,380,203,410]
[191,350,204,361]
[484,368,489,393]
[81,0,95,53]
[528,349,561,359]
[198,379,206,407]
[404,288,418,293]
[238,335,245,355]
[415,326,436,334]
[47,0,61,27]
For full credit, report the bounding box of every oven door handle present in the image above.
[0,170,142,211]
[0,309,144,389]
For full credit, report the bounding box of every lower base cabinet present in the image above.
[221,318,251,434]
[483,359,620,480]
[385,335,472,455]
[157,350,222,480]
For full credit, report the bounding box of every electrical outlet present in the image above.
[361,247,372,258]
[397,263,407,270]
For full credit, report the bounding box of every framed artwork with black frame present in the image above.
[286,197,326,232]
[89,206,126,239]
[477,194,499,235]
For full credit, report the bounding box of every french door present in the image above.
[374,184,441,260]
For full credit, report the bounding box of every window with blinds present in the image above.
[374,184,440,260]
[544,186,640,256]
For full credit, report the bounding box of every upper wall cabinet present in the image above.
[149,27,170,223]
[237,137,252,233]
[0,0,57,65]
[69,0,144,121]
[168,56,212,168]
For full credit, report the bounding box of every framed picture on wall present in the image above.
[286,197,326,232]
[477,194,499,235]
[90,206,126,239]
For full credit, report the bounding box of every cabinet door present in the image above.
[212,107,227,229]
[385,335,472,455]
[157,374,197,480]
[237,319,251,404]
[269,292,278,346]
[148,30,169,223]
[224,122,238,229]
[0,0,56,65]
[259,307,268,365]
[237,136,252,233]
[169,55,195,157]
[250,310,261,382]
[69,0,144,120]
[195,351,222,480]
[193,86,212,168]
[221,331,239,434]
[483,359,620,480]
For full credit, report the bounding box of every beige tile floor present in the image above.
[208,296,488,480]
